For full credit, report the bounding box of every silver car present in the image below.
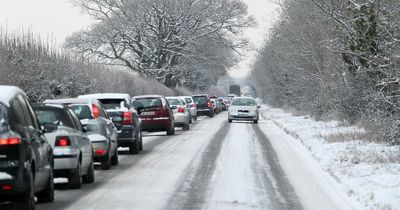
[166,97,190,130]
[33,104,94,189]
[44,98,119,170]
[180,96,197,122]
[228,97,260,123]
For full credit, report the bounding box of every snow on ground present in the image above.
[260,106,400,210]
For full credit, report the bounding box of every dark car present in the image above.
[132,95,174,135]
[0,86,54,209]
[78,93,143,154]
[192,94,214,118]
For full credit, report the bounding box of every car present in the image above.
[180,96,197,122]
[192,94,214,118]
[33,104,95,189]
[44,98,118,170]
[211,98,222,114]
[166,97,190,130]
[228,97,260,123]
[78,93,143,154]
[132,95,175,135]
[219,98,227,111]
[0,86,54,209]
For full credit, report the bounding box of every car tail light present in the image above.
[0,137,21,145]
[92,104,101,119]
[55,137,71,147]
[178,106,185,113]
[96,149,105,155]
[2,185,12,190]
[207,101,211,108]
[192,104,197,109]
[122,111,132,125]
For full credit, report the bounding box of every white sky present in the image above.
[0,0,279,78]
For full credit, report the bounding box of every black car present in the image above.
[0,86,54,209]
[192,94,214,118]
[78,94,143,154]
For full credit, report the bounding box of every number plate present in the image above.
[141,111,155,116]
[238,114,248,117]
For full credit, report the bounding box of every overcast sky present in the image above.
[0,0,279,78]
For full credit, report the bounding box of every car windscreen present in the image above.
[132,98,162,109]
[0,103,9,131]
[184,98,193,104]
[69,105,93,120]
[192,96,207,105]
[34,108,74,128]
[98,99,127,110]
[167,98,181,106]
[231,98,256,106]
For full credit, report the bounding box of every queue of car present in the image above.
[0,85,258,209]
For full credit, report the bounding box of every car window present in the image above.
[167,98,181,106]
[184,98,192,104]
[98,99,127,110]
[68,109,83,131]
[231,98,256,106]
[17,95,34,127]
[132,98,162,109]
[192,96,207,105]
[69,105,93,120]
[23,98,41,129]
[0,103,9,132]
[34,108,74,128]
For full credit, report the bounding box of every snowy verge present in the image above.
[259,106,400,210]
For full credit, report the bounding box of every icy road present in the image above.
[37,110,355,210]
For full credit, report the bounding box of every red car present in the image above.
[132,95,175,135]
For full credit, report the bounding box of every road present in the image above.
[35,111,304,210]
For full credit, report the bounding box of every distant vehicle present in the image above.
[166,97,190,130]
[192,94,214,118]
[44,98,119,170]
[33,104,94,189]
[228,97,260,124]
[229,85,241,96]
[132,95,175,135]
[218,98,227,111]
[78,93,143,154]
[180,96,197,121]
[0,86,54,209]
[211,98,222,114]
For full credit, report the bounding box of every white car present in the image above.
[33,104,95,189]
[166,97,190,130]
[180,96,197,122]
[228,97,260,123]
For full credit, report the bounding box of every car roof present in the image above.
[192,94,208,97]
[0,85,26,106]
[44,98,95,104]
[132,95,163,99]
[32,103,66,110]
[78,93,130,100]
[232,96,255,100]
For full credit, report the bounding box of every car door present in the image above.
[18,95,51,188]
[68,109,92,169]
[98,102,117,152]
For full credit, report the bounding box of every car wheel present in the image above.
[209,111,214,118]
[253,120,258,124]
[69,161,82,189]
[16,168,34,210]
[228,119,232,123]
[101,152,112,170]
[183,123,190,131]
[111,148,119,165]
[37,167,54,203]
[166,123,174,135]
[194,116,197,121]
[139,131,143,151]
[83,159,95,184]
[129,140,139,154]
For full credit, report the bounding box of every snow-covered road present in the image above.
[35,111,354,210]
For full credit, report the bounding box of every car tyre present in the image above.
[193,116,197,121]
[183,123,190,131]
[208,111,214,118]
[101,152,112,170]
[69,161,82,189]
[16,169,35,210]
[228,119,232,123]
[166,124,175,135]
[111,148,119,165]
[83,159,95,184]
[37,167,54,203]
[129,140,139,154]
[139,131,143,151]
[253,120,258,124]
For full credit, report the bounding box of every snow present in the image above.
[0,85,25,106]
[259,106,400,210]
[0,172,12,180]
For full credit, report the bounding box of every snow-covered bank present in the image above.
[260,106,400,210]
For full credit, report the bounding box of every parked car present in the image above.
[33,104,94,189]
[228,97,260,123]
[180,96,197,122]
[78,93,143,154]
[166,97,190,130]
[0,86,54,209]
[44,98,118,170]
[192,94,214,118]
[132,95,175,135]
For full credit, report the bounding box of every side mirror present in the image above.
[171,105,178,110]
[43,124,58,133]
[136,107,143,114]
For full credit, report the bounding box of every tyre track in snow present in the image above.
[165,121,231,210]
[251,123,303,210]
